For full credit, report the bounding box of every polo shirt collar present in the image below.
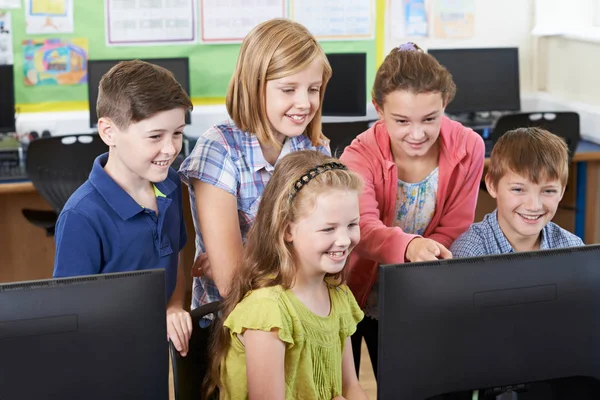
[89,153,177,220]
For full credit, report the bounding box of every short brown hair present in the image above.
[372,43,456,108]
[226,18,332,149]
[487,127,569,188]
[97,60,193,129]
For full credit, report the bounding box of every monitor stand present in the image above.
[496,390,518,400]
[448,112,497,129]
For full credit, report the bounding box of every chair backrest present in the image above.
[490,112,581,162]
[25,134,107,214]
[170,301,221,400]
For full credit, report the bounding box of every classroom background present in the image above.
[1,1,600,397]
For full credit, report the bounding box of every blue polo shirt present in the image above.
[53,153,187,301]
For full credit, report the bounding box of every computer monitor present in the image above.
[87,57,191,128]
[378,245,600,399]
[323,53,367,117]
[427,47,521,115]
[0,270,168,399]
[0,64,16,133]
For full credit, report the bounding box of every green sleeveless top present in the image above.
[220,282,364,399]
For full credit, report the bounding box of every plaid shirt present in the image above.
[450,209,584,258]
[178,119,330,309]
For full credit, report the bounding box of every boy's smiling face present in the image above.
[486,169,565,250]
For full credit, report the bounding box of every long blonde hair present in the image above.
[226,18,332,149]
[205,150,363,397]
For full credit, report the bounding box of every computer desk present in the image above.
[0,140,599,284]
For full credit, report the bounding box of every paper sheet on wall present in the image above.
[290,0,373,40]
[431,0,475,39]
[0,0,21,8]
[199,0,285,44]
[0,11,13,65]
[25,0,74,34]
[22,37,88,85]
[388,0,429,39]
[106,0,196,46]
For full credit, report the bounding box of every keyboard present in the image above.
[0,165,28,182]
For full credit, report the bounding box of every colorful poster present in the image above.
[432,0,475,39]
[25,0,74,34]
[403,0,429,37]
[0,11,13,65]
[22,38,88,86]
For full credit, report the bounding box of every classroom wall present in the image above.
[385,0,536,93]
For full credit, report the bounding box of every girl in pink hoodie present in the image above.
[340,42,485,377]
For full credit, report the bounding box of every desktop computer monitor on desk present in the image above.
[0,64,16,134]
[427,47,521,128]
[87,57,191,128]
[378,245,600,399]
[0,270,169,399]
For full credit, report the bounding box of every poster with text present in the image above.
[0,11,13,65]
[22,38,88,85]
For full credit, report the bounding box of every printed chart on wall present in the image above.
[25,0,74,34]
[22,38,88,86]
[290,0,373,40]
[431,0,475,39]
[0,11,13,65]
[105,0,197,46]
[199,0,286,43]
[0,0,21,8]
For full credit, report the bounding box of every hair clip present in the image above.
[397,42,420,52]
[290,162,347,200]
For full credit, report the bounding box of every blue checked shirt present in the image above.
[178,119,330,309]
[450,209,584,258]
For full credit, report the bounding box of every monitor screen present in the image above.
[428,47,521,114]
[0,64,16,133]
[0,270,168,399]
[378,245,600,399]
[87,57,191,128]
[322,53,367,117]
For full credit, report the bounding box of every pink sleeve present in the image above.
[340,146,418,265]
[428,133,486,249]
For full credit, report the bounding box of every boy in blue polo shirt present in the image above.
[451,127,583,257]
[53,60,194,356]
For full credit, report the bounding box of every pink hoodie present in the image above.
[340,117,485,307]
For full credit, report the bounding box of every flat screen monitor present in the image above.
[323,53,367,117]
[378,245,600,399]
[87,57,191,128]
[0,270,168,400]
[0,64,16,133]
[427,47,521,115]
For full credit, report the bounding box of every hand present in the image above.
[405,238,452,262]
[191,253,212,279]
[166,306,193,357]
[332,397,346,400]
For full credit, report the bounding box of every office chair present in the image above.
[22,134,107,236]
[322,121,371,156]
[170,301,221,400]
[490,112,581,162]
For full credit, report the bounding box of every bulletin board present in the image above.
[5,0,386,113]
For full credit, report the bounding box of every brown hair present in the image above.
[226,18,332,149]
[205,150,363,397]
[97,59,193,129]
[372,43,456,108]
[486,127,569,189]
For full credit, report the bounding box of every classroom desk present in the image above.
[1,140,599,284]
